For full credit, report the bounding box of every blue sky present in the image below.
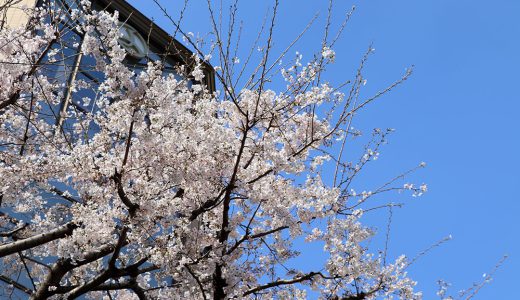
[129,0,519,298]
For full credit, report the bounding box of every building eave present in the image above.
[95,0,216,92]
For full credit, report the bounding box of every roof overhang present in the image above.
[3,0,216,91]
[94,0,215,92]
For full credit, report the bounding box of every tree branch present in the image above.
[0,274,33,295]
[111,170,139,217]
[0,222,77,258]
[243,271,321,296]
[31,243,117,300]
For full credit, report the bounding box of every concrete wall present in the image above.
[1,0,37,29]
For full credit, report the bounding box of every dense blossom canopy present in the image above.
[0,1,426,299]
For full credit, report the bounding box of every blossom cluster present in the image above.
[0,1,425,299]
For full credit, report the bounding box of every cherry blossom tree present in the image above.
[0,0,440,299]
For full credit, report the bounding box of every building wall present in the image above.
[0,0,37,28]
[0,0,214,91]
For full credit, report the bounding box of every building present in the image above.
[1,0,215,129]
[2,0,214,87]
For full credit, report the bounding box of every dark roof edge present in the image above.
[95,0,216,92]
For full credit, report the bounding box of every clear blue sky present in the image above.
[129,0,519,298]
